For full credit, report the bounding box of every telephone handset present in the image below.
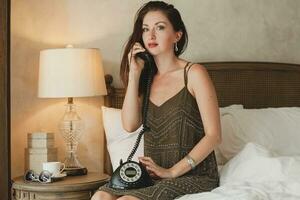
[108,50,155,190]
[136,51,152,63]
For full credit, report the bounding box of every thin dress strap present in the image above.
[184,62,195,86]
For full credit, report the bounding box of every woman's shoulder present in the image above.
[179,59,205,71]
[186,62,211,85]
[177,60,209,81]
[185,62,208,75]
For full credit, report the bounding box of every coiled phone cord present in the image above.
[127,60,155,162]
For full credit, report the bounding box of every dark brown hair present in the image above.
[120,1,188,95]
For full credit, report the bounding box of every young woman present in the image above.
[92,1,221,200]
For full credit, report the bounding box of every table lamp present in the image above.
[38,45,107,175]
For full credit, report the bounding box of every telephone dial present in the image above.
[108,50,156,190]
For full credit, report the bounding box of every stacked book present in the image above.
[25,132,58,173]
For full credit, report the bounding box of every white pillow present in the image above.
[220,142,300,185]
[102,105,244,169]
[215,104,244,165]
[220,104,244,115]
[102,106,143,171]
[219,107,300,162]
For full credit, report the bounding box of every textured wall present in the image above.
[11,0,300,177]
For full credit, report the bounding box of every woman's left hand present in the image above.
[138,157,175,179]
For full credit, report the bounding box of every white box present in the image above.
[25,147,58,174]
[27,132,54,148]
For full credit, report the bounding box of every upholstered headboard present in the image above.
[105,62,300,108]
[103,61,300,174]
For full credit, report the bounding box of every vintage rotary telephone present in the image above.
[108,50,156,190]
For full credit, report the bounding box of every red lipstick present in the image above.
[148,42,158,48]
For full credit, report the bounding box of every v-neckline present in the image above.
[149,87,186,108]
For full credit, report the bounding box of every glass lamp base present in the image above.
[63,152,83,169]
[60,100,87,176]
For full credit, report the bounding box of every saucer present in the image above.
[51,172,67,179]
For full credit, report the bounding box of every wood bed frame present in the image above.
[103,61,300,174]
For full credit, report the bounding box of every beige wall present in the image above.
[11,0,300,177]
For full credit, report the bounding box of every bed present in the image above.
[102,61,300,200]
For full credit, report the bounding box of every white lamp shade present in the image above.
[38,48,107,98]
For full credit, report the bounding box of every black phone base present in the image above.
[109,160,154,190]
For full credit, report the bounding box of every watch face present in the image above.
[119,162,142,183]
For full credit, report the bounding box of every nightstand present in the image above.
[11,172,110,200]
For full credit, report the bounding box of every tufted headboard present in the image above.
[103,61,300,174]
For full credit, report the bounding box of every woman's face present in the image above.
[142,11,181,56]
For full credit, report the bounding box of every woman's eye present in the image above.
[142,27,149,32]
[157,25,165,30]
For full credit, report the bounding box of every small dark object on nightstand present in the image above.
[63,167,88,176]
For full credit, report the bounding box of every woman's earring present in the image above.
[175,42,178,52]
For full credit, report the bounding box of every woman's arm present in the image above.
[121,70,143,132]
[170,64,222,177]
[121,42,146,132]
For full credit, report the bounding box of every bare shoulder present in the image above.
[186,63,213,95]
[188,63,210,82]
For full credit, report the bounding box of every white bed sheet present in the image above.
[177,143,300,200]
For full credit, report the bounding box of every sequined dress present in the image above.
[98,63,219,199]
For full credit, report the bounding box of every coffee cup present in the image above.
[42,161,65,177]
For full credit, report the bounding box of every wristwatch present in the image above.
[185,154,196,170]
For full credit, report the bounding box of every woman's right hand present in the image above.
[128,42,146,75]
